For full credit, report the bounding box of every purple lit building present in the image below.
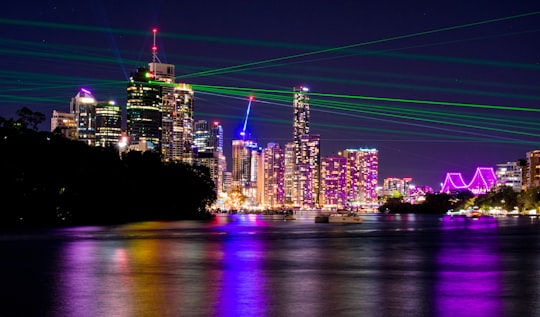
[321,155,348,208]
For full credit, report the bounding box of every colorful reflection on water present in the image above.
[2,214,537,316]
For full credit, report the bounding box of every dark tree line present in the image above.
[0,108,216,227]
[379,185,540,214]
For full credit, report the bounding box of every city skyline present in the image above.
[2,1,540,189]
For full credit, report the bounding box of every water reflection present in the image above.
[3,214,539,316]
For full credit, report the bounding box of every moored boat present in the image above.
[327,212,363,223]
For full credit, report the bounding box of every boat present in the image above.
[314,215,329,223]
[327,212,363,223]
[284,214,296,221]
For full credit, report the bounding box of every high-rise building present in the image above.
[496,161,523,192]
[194,120,226,196]
[172,83,195,164]
[70,88,96,146]
[298,133,321,208]
[262,142,285,209]
[284,142,295,207]
[342,148,379,205]
[95,100,122,148]
[293,86,310,165]
[51,110,76,139]
[526,150,540,188]
[126,66,162,152]
[291,86,321,208]
[321,154,348,209]
[231,139,261,207]
[150,62,176,161]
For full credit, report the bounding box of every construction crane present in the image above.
[240,96,254,140]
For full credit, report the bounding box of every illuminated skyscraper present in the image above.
[284,142,295,206]
[231,139,261,207]
[291,86,321,208]
[293,86,310,165]
[194,120,226,195]
[496,161,523,192]
[126,66,162,152]
[526,150,540,188]
[95,100,122,148]
[70,88,96,146]
[262,142,285,209]
[342,148,379,205]
[148,28,177,160]
[172,83,195,164]
[298,134,321,208]
[321,154,347,209]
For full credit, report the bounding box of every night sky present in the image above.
[2,1,540,189]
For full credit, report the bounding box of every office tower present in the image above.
[293,86,310,165]
[321,154,347,209]
[172,83,195,164]
[283,142,295,207]
[95,100,122,148]
[298,134,321,208]
[194,120,223,154]
[496,161,523,192]
[525,150,540,188]
[262,142,285,209]
[382,177,411,197]
[194,120,226,195]
[126,66,162,152]
[51,110,76,139]
[70,88,96,146]
[343,148,379,206]
[231,139,261,207]
[149,61,176,160]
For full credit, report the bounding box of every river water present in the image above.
[1,212,540,317]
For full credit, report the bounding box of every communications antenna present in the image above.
[151,28,161,64]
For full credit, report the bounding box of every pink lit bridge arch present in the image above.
[440,167,497,195]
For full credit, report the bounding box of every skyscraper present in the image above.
[70,88,96,146]
[172,83,195,164]
[194,120,226,195]
[291,86,320,208]
[262,142,285,209]
[126,66,162,152]
[293,86,310,165]
[343,148,379,206]
[95,100,122,148]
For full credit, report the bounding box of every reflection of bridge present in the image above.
[440,167,497,195]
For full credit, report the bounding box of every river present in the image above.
[1,212,540,317]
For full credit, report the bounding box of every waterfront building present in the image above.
[321,154,347,209]
[291,86,321,208]
[526,150,540,189]
[232,139,262,207]
[298,133,321,208]
[342,148,379,206]
[262,142,285,209]
[496,161,523,192]
[70,88,96,146]
[283,142,295,207]
[95,100,122,148]
[50,110,76,139]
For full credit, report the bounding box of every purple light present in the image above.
[441,167,497,195]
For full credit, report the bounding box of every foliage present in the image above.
[0,110,216,227]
